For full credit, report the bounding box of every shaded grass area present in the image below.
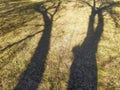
[0,0,120,90]
[0,1,37,35]
[0,1,44,89]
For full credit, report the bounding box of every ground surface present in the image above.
[0,0,120,90]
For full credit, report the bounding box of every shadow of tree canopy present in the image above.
[0,1,37,35]
[0,1,44,74]
[67,0,120,90]
[14,1,61,90]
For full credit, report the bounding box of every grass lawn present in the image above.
[0,0,120,90]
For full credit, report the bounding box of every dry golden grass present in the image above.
[0,0,120,90]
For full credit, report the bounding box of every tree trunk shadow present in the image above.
[14,1,61,90]
[67,8,104,90]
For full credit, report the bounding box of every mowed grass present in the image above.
[0,0,120,90]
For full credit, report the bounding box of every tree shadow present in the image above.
[14,1,61,90]
[68,0,120,89]
[67,2,104,90]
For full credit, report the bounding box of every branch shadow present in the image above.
[0,1,36,35]
[67,5,104,90]
[14,1,61,90]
